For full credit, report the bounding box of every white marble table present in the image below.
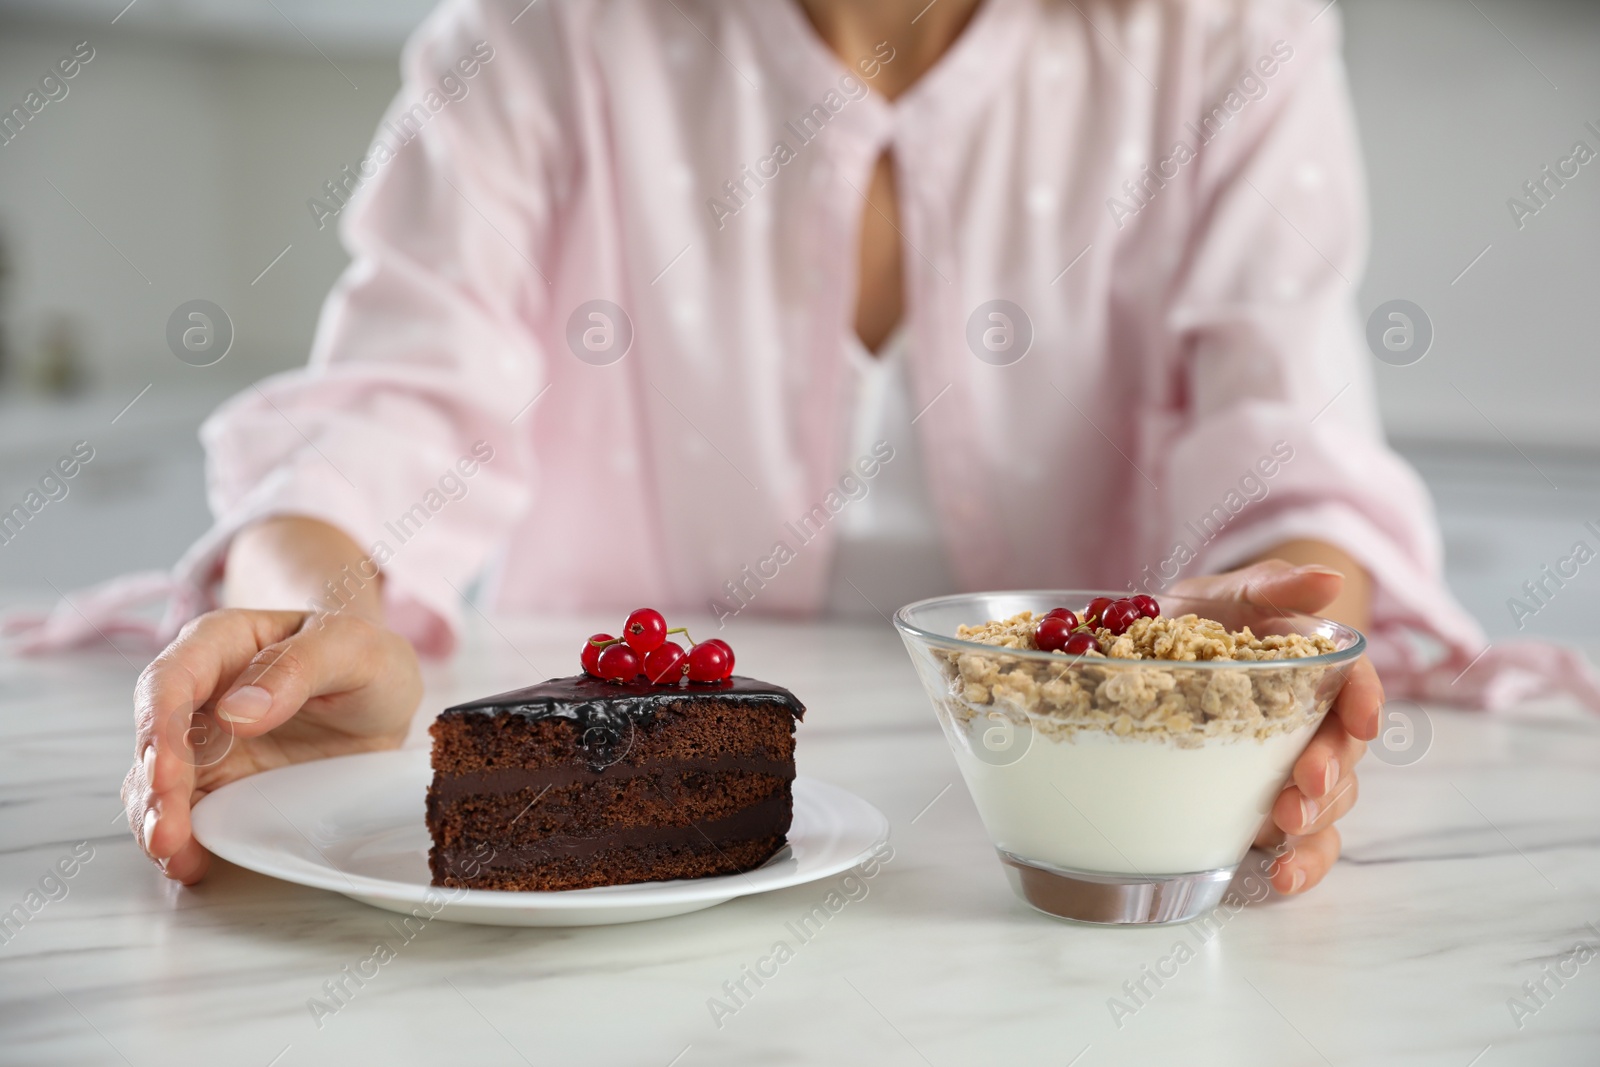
[3,613,1599,1066]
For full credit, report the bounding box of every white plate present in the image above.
[191,749,889,927]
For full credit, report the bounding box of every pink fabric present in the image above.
[2,570,201,652]
[9,0,1598,712]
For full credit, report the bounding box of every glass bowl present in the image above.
[894,590,1366,925]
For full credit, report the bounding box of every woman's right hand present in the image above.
[123,609,423,884]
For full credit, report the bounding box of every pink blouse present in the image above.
[14,0,1598,711]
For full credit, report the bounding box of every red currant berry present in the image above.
[1101,600,1140,635]
[702,638,735,675]
[597,643,641,682]
[1043,607,1080,630]
[1130,594,1160,619]
[686,641,733,683]
[623,608,668,654]
[1063,631,1100,656]
[1035,616,1074,652]
[1085,597,1115,625]
[644,641,688,684]
[581,633,614,677]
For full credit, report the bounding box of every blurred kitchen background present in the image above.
[0,0,1596,639]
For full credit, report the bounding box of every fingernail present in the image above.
[142,808,159,854]
[1297,564,1343,577]
[1299,796,1318,829]
[1288,868,1306,893]
[217,685,271,724]
[1322,759,1338,797]
[142,744,157,785]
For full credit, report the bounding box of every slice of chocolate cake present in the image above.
[427,675,804,891]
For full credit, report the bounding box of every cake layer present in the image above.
[432,834,787,892]
[436,675,803,773]
[436,788,789,869]
[432,697,797,779]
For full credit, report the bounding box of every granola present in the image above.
[934,611,1340,747]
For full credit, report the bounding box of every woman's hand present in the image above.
[1170,559,1383,896]
[123,609,422,885]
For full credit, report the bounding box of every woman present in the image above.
[95,0,1571,894]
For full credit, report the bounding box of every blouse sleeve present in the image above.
[181,0,570,654]
[1150,6,1494,693]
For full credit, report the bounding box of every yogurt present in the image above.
[947,716,1318,875]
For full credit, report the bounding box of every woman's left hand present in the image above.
[1170,560,1383,895]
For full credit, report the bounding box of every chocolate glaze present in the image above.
[435,790,791,874]
[441,674,805,771]
[444,673,805,722]
[430,754,795,800]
